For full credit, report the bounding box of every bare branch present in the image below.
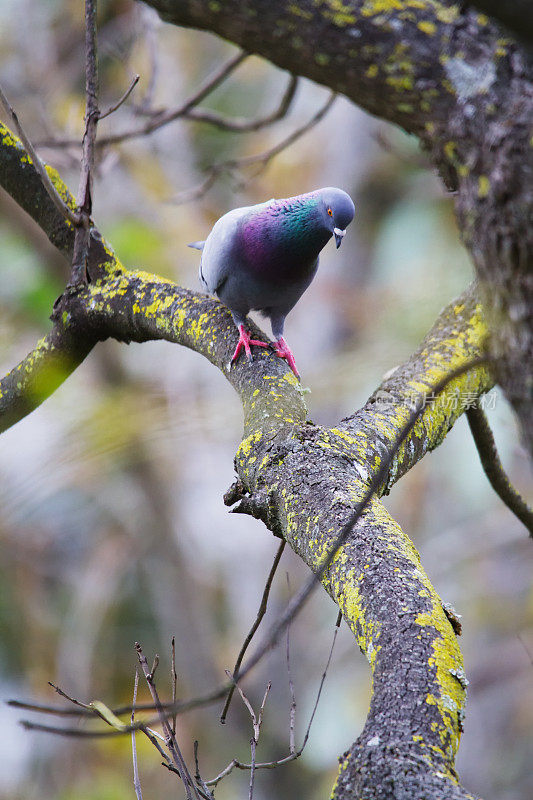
[466,404,533,536]
[285,601,296,755]
[298,611,342,754]
[183,74,298,132]
[173,92,336,204]
[221,540,285,722]
[171,636,178,736]
[70,0,100,285]
[48,681,92,711]
[96,50,247,146]
[0,83,80,225]
[135,642,200,800]
[193,742,216,800]
[131,670,143,800]
[249,736,257,800]
[99,74,140,120]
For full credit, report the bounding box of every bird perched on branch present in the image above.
[190,187,355,378]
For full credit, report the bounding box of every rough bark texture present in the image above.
[142,0,533,462]
[0,121,498,798]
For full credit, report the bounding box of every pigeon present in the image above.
[190,187,355,378]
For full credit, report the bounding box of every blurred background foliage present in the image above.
[0,1,532,799]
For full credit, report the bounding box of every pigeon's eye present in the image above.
[327,207,333,217]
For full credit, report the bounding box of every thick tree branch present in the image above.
[143,0,533,462]
[0,326,95,434]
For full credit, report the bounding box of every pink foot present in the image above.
[231,324,270,364]
[273,337,300,379]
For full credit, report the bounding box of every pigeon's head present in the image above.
[318,188,355,248]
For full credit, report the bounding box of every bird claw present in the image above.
[273,337,300,379]
[231,325,269,365]
[231,327,300,380]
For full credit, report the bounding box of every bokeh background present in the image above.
[0,2,532,799]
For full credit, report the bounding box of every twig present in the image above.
[131,670,143,800]
[99,74,140,120]
[173,92,336,204]
[466,404,533,537]
[149,654,160,680]
[298,611,342,753]
[221,540,285,723]
[0,84,80,225]
[135,642,199,800]
[171,636,178,736]
[193,742,216,800]
[249,736,257,800]
[207,608,341,786]
[48,681,92,711]
[8,698,178,717]
[226,674,271,799]
[183,74,298,132]
[70,0,100,285]
[233,91,336,174]
[285,596,296,755]
[96,51,247,146]
[257,682,271,737]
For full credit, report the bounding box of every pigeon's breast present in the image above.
[239,210,327,283]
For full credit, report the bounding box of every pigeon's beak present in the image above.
[334,227,346,249]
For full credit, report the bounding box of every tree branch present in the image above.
[183,73,298,132]
[0,85,80,225]
[466,404,533,536]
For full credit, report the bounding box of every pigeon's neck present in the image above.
[242,195,330,279]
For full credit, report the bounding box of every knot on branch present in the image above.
[223,480,284,539]
[50,283,113,345]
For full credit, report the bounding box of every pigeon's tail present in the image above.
[188,240,205,251]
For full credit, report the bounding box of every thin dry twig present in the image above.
[183,74,298,132]
[135,642,200,800]
[48,681,92,711]
[193,741,216,800]
[172,91,336,204]
[249,736,257,800]
[36,52,247,149]
[298,610,342,753]
[99,74,140,120]
[0,84,80,225]
[131,670,143,800]
[171,636,178,736]
[70,0,100,285]
[466,404,533,536]
[205,610,341,787]
[96,50,247,146]
[285,595,296,755]
[221,540,285,723]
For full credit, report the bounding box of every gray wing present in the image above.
[198,204,255,295]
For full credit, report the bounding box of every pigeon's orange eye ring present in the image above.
[327,207,333,216]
